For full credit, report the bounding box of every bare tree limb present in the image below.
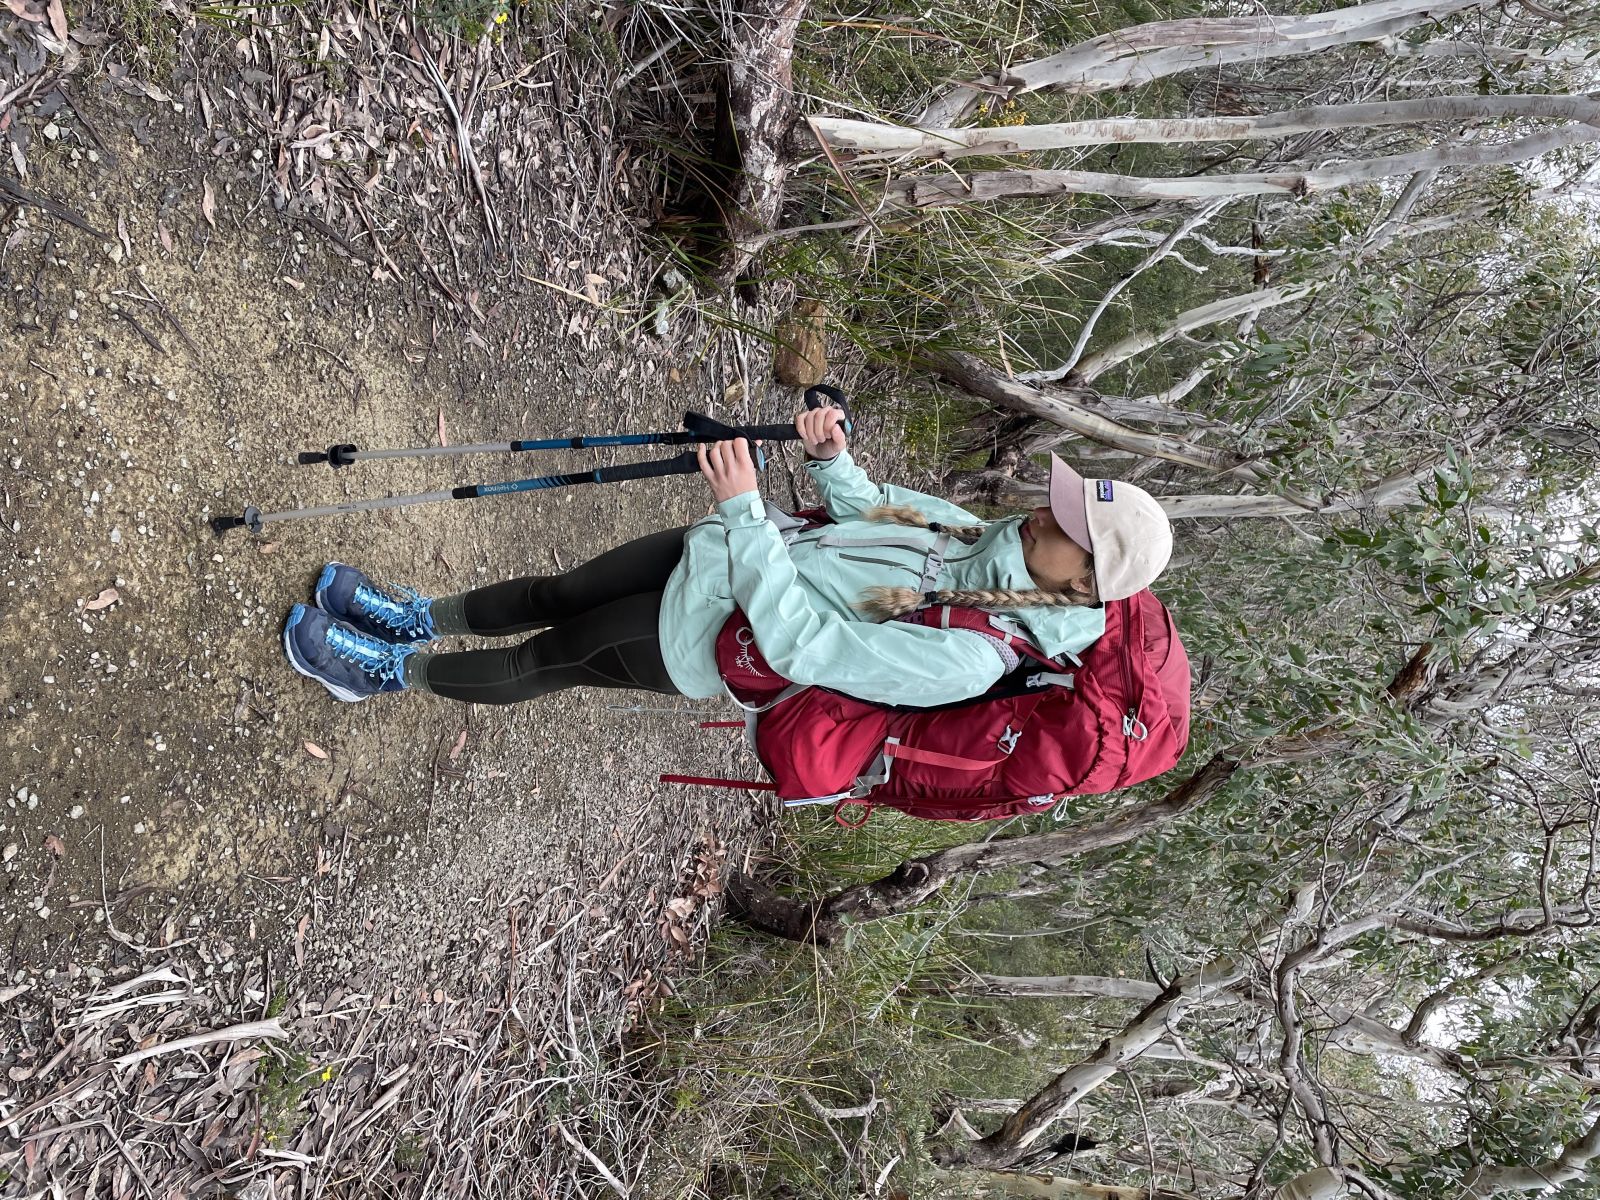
[813,95,1600,164]
[916,0,1496,126]
[879,127,1600,210]
[937,957,1248,1167]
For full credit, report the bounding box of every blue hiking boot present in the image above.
[283,604,416,702]
[314,562,436,643]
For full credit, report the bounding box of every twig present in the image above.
[99,824,162,956]
[415,42,501,247]
[0,174,108,240]
[612,36,682,92]
[552,1117,629,1196]
[293,342,355,372]
[118,309,167,355]
[134,281,202,361]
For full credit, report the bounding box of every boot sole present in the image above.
[282,606,368,704]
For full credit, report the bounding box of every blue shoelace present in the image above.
[326,624,408,685]
[352,581,433,638]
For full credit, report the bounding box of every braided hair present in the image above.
[851,504,1099,620]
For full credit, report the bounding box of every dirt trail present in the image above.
[1,53,777,1193]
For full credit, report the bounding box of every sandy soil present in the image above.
[1,55,781,1194]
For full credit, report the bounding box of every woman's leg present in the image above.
[409,590,678,704]
[433,526,689,637]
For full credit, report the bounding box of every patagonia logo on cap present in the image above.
[1096,480,1115,502]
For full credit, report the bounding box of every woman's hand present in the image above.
[796,404,847,461]
[698,438,760,504]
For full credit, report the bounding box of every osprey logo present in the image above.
[734,626,766,677]
[1096,480,1115,502]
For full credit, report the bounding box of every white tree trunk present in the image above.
[880,126,1600,209]
[1280,1168,1349,1200]
[813,95,1600,164]
[970,466,1436,521]
[1457,1111,1600,1197]
[917,0,1493,126]
[1379,35,1600,69]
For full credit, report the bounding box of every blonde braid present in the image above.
[849,504,1097,620]
[862,504,986,543]
[855,584,1096,621]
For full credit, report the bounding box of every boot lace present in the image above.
[353,580,433,639]
[327,624,409,686]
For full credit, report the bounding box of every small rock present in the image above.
[2,845,16,863]
[42,123,61,141]
[69,805,85,819]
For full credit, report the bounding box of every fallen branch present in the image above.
[111,1018,289,1068]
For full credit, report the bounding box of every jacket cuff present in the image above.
[714,490,768,528]
[804,449,852,475]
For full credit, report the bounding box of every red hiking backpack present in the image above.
[677,589,1191,825]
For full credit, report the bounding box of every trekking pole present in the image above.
[210,447,760,536]
[297,385,853,468]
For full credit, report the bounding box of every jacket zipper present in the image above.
[1119,598,1146,742]
[838,553,917,574]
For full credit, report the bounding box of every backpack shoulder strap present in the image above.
[922,606,1064,669]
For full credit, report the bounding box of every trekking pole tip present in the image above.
[210,506,265,537]
[299,444,358,468]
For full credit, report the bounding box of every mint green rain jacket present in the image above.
[656,451,1107,706]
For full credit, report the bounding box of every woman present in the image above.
[282,405,1172,706]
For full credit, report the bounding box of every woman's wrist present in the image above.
[714,489,766,525]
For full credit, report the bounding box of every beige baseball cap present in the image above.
[1048,454,1173,602]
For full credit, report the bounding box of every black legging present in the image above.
[418,527,689,704]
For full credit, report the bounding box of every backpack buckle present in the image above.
[1123,710,1149,741]
[998,725,1022,754]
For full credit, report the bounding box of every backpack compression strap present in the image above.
[882,740,1007,771]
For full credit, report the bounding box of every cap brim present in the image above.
[1048,454,1093,554]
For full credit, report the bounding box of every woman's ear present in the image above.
[1071,571,1096,598]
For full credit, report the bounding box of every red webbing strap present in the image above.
[659,774,779,792]
[883,742,1004,771]
[833,799,873,828]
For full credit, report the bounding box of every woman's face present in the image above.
[1021,506,1096,597]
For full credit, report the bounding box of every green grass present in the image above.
[255,1045,329,1147]
[98,0,183,75]
[393,1132,429,1171]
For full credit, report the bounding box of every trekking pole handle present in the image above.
[711,385,856,443]
[592,445,767,484]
